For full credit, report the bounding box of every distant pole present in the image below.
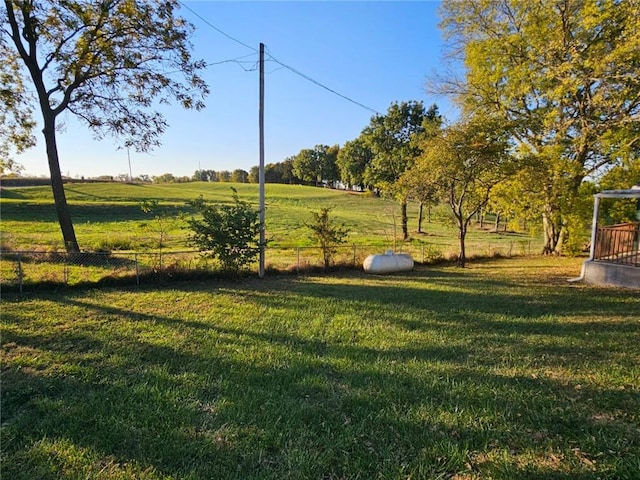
[258,42,266,278]
[127,148,133,182]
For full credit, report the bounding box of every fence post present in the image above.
[64,253,69,287]
[17,253,23,294]
[422,242,425,263]
[135,253,140,286]
[353,244,357,267]
[297,247,300,274]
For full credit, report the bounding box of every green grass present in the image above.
[1,182,542,254]
[2,256,639,479]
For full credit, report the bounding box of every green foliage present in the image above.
[192,169,217,182]
[3,0,209,151]
[598,160,640,224]
[186,188,261,274]
[336,137,374,191]
[361,101,434,194]
[410,116,513,266]
[139,199,179,250]
[2,0,208,252]
[306,207,350,269]
[292,145,339,187]
[0,182,545,256]
[437,0,640,254]
[0,34,35,164]
[257,157,298,184]
[231,169,249,183]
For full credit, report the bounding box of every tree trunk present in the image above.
[542,209,565,255]
[417,201,424,233]
[494,213,501,232]
[43,114,80,253]
[401,198,409,240]
[458,222,467,267]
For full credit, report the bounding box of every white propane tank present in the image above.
[363,250,414,274]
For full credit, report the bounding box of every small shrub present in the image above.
[185,188,262,275]
[306,208,350,269]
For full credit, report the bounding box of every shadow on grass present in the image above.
[0,201,188,224]
[2,270,639,479]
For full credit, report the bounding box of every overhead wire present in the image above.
[206,54,259,72]
[265,49,381,115]
[178,0,257,53]
[179,1,380,115]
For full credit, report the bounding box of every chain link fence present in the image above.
[1,239,533,292]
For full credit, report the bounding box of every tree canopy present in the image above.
[2,0,208,251]
[435,0,640,254]
[361,101,441,239]
[0,34,34,172]
[292,144,339,187]
[336,137,373,191]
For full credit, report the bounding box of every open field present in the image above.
[2,256,639,479]
[0,182,543,254]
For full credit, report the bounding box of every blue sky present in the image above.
[17,0,456,179]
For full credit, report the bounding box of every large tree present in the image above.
[435,0,640,254]
[2,0,208,252]
[292,144,339,187]
[336,136,373,191]
[361,101,440,240]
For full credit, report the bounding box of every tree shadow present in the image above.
[2,272,639,479]
[0,202,187,224]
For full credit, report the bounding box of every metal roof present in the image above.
[595,186,640,198]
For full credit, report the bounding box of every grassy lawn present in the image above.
[0,182,543,254]
[1,256,638,479]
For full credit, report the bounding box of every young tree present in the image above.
[306,207,349,269]
[186,189,261,275]
[2,0,208,252]
[397,171,438,234]
[435,0,640,254]
[413,117,513,267]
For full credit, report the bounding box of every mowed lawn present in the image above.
[1,256,639,479]
[0,182,543,254]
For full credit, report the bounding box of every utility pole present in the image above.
[127,148,133,182]
[258,42,266,278]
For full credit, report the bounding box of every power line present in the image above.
[206,54,259,72]
[163,54,258,76]
[265,50,381,115]
[178,1,257,53]
[180,2,381,115]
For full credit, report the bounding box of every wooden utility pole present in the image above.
[259,43,266,278]
[127,148,133,182]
